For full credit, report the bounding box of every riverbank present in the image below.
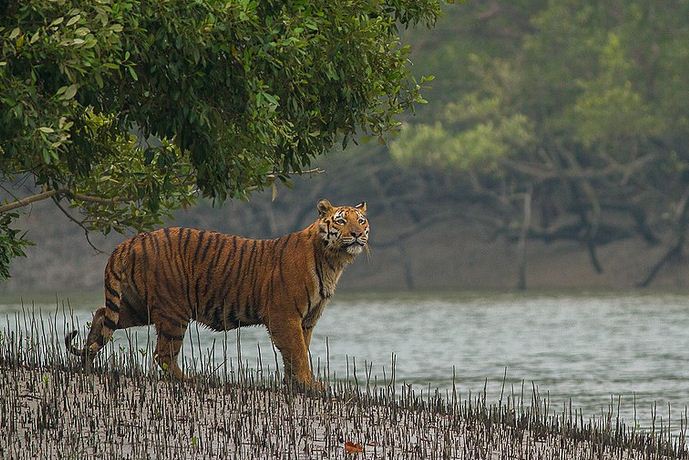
[1,361,686,459]
[1,297,688,459]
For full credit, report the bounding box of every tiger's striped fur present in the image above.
[65,199,368,388]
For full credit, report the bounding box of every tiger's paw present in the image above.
[305,379,327,394]
[284,376,327,395]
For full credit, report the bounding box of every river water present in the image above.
[2,291,688,431]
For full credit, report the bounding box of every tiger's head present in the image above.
[316,199,369,256]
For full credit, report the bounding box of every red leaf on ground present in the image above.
[344,441,364,453]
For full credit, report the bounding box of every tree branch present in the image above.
[0,188,137,213]
[638,184,689,287]
[69,193,126,206]
[0,189,63,213]
[50,196,104,254]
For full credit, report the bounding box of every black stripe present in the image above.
[163,227,172,249]
[154,234,177,290]
[153,229,173,284]
[278,234,291,287]
[106,262,120,281]
[203,237,227,301]
[224,237,244,315]
[168,229,186,293]
[215,237,238,317]
[194,234,218,316]
[232,241,249,315]
[140,235,149,266]
[236,240,257,320]
[122,297,149,325]
[193,231,206,262]
[187,232,206,311]
[199,233,216,263]
[129,249,137,285]
[105,284,118,298]
[227,305,240,328]
[182,228,193,255]
[103,317,117,330]
[267,263,276,304]
[177,228,186,257]
[140,237,149,301]
[177,229,193,307]
[314,252,325,299]
[211,302,225,330]
[217,236,235,276]
[163,241,181,287]
[159,330,185,341]
[105,299,120,313]
[245,240,262,321]
[158,313,185,329]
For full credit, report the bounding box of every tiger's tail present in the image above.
[64,330,86,358]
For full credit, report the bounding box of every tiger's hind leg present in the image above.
[84,279,123,358]
[153,319,188,380]
[70,307,106,366]
[66,277,124,365]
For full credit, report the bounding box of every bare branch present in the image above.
[0,189,64,213]
[50,196,104,254]
[68,193,127,206]
[638,184,689,287]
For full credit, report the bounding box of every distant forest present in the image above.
[4,1,689,293]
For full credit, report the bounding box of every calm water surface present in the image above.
[2,291,688,430]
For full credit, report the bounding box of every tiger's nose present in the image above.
[351,230,363,238]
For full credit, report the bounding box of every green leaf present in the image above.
[38,127,54,133]
[66,14,81,27]
[9,28,20,40]
[61,84,78,100]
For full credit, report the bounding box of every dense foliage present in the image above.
[390,1,689,284]
[0,0,443,278]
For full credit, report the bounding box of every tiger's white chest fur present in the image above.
[303,257,345,327]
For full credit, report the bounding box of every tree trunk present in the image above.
[397,242,415,290]
[638,185,689,287]
[516,187,532,291]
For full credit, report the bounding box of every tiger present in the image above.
[65,199,369,389]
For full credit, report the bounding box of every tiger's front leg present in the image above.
[268,318,316,390]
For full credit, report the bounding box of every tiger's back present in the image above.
[109,228,298,331]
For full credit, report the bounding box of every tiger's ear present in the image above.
[354,201,367,213]
[317,199,333,217]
